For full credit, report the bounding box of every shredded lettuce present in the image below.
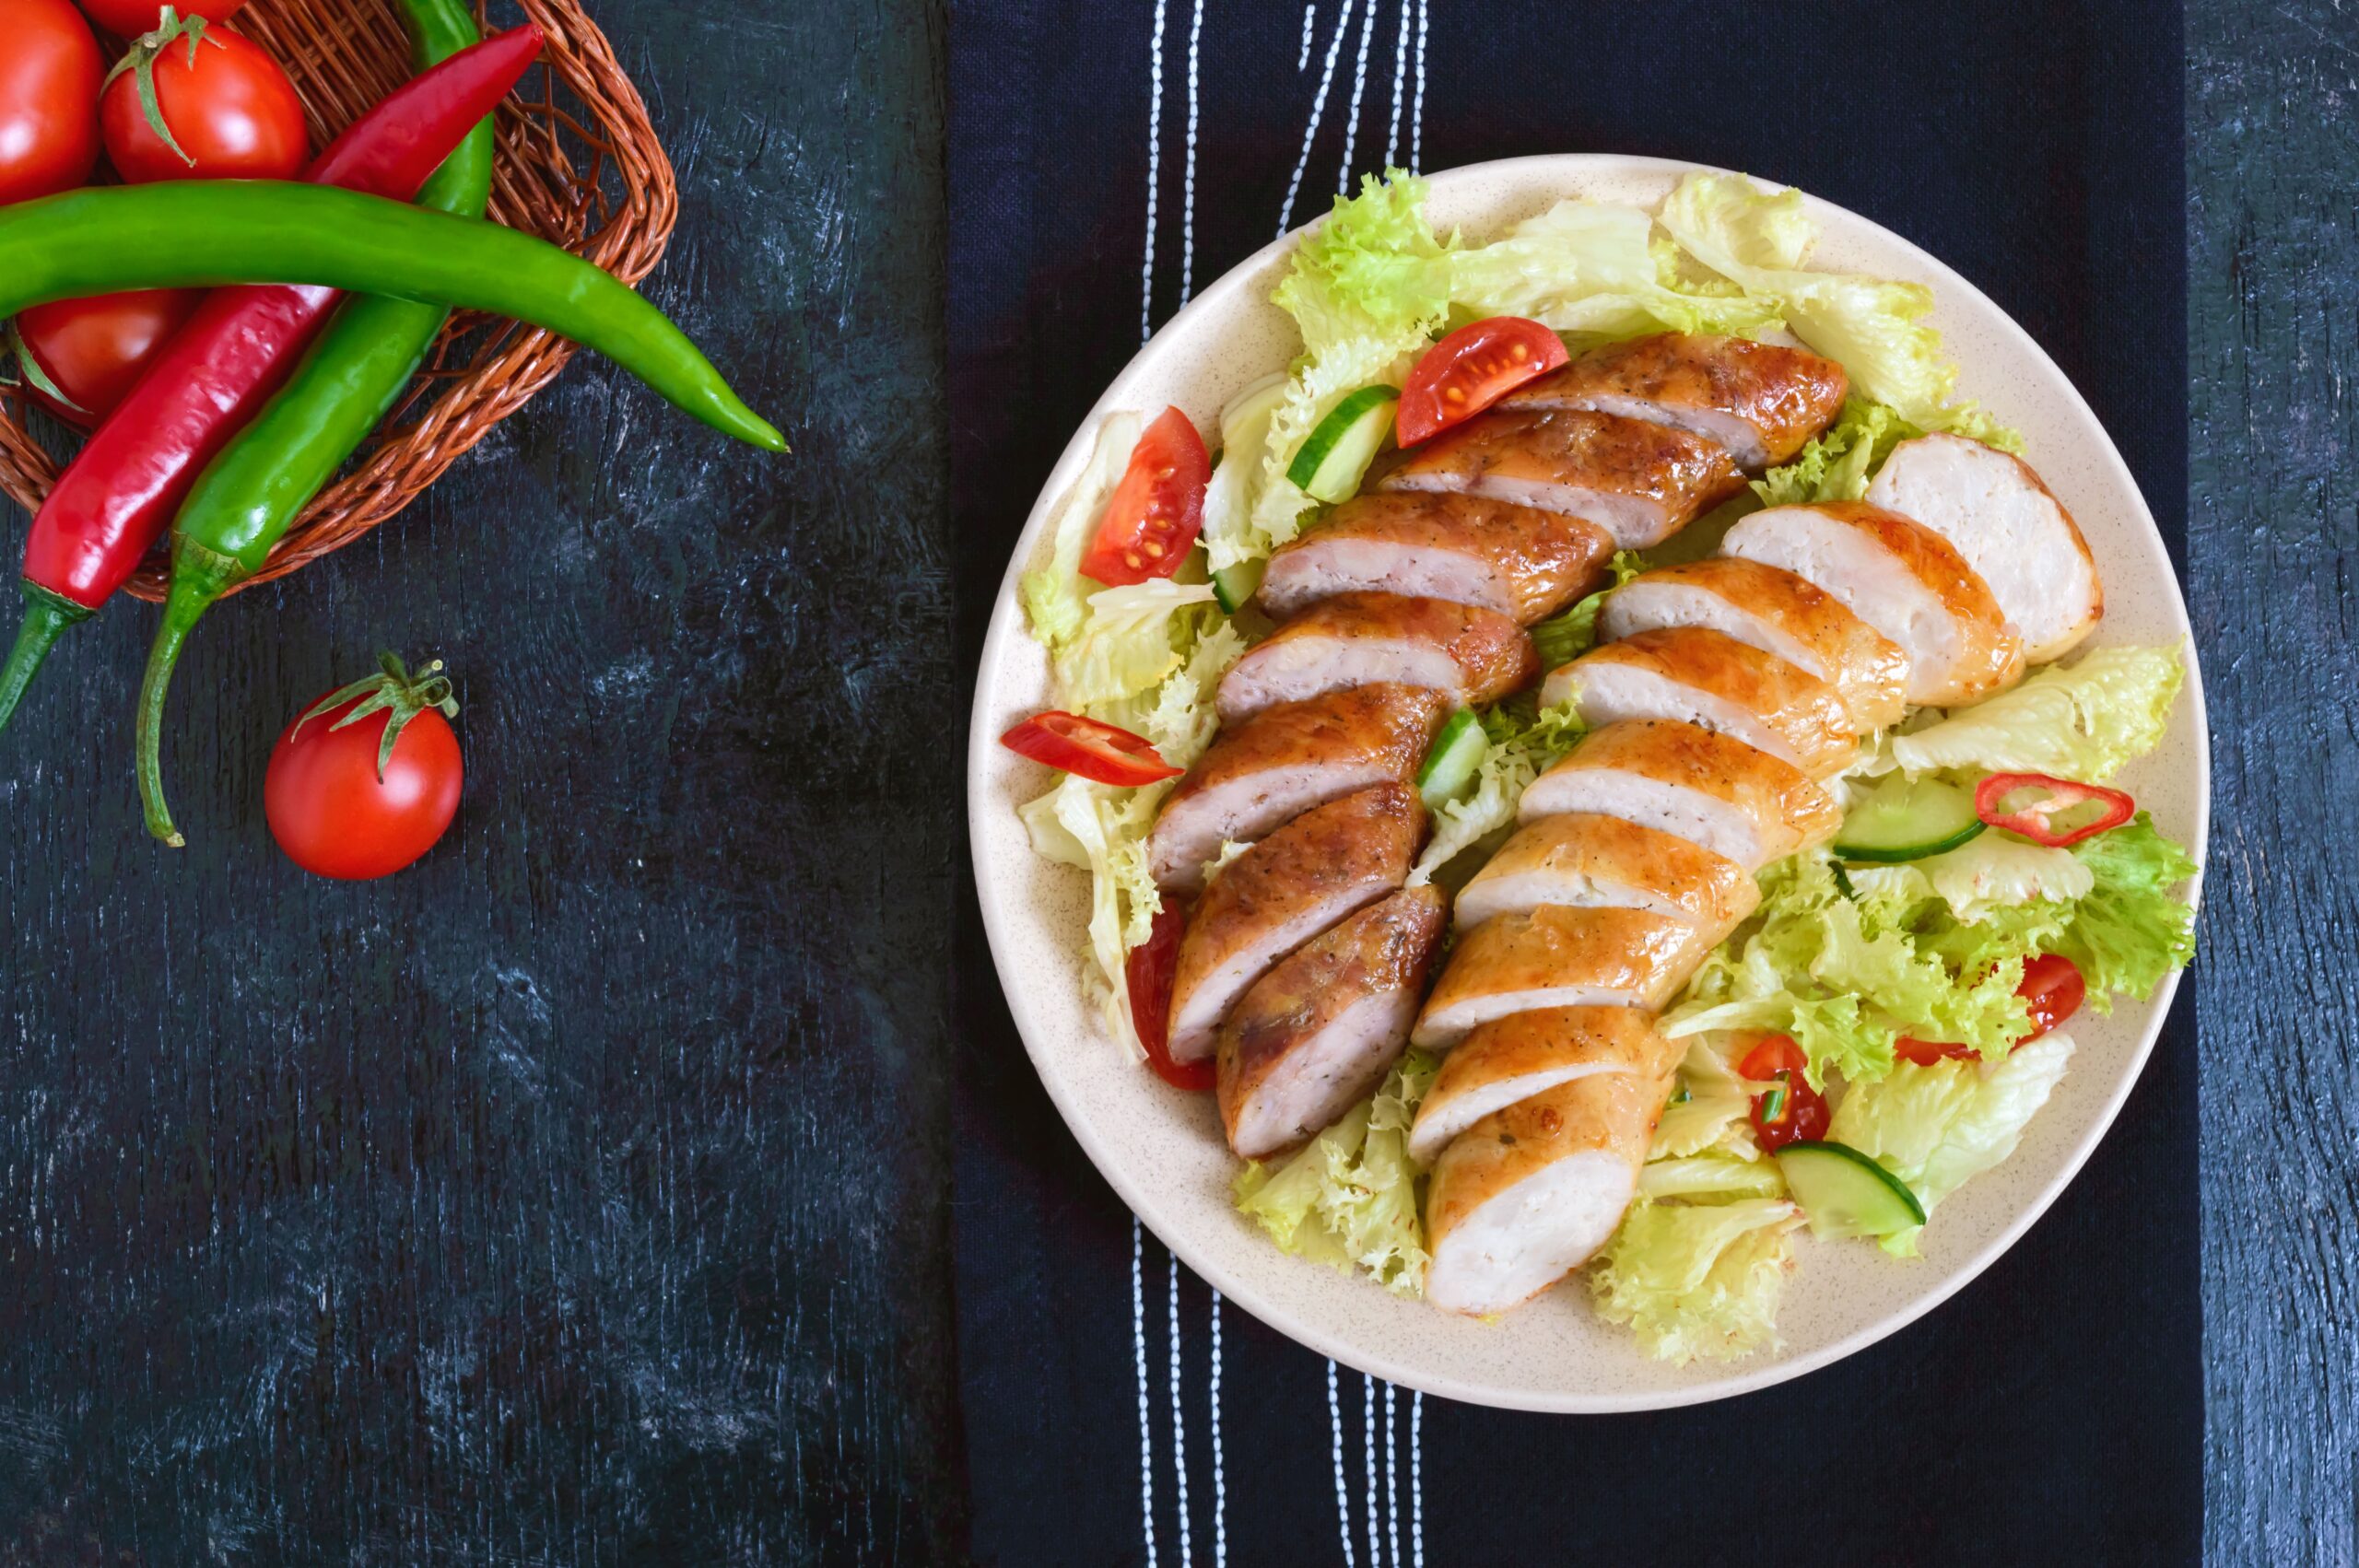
[1888,644,2187,781]
[1828,1032,2076,1257]
[1234,1049,1440,1295]
[1529,549,1648,669]
[1589,1197,1802,1363]
[1448,197,1781,343]
[1658,172,2014,443]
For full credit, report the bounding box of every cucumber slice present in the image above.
[1286,384,1399,504]
[1415,710,1486,807]
[1833,773,1986,862]
[1212,558,1265,614]
[1775,1141,1927,1240]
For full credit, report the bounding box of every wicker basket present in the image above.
[0,0,677,603]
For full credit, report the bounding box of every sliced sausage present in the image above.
[1720,502,2024,708]
[1541,626,1860,778]
[1377,407,1745,549]
[1217,885,1447,1159]
[1496,333,1848,469]
[1215,592,1537,724]
[1423,1068,1674,1316]
[1406,1004,1675,1166]
[1147,684,1450,892]
[1452,812,1761,942]
[1597,557,1908,731]
[1253,490,1614,626]
[1864,432,2103,662]
[1517,719,1841,870]
[1409,906,1702,1048]
[1166,784,1425,1062]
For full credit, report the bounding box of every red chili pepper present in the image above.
[1973,771,2135,848]
[0,25,546,732]
[1000,709,1182,787]
[1127,902,1211,1090]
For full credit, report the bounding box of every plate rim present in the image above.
[964,152,2209,1413]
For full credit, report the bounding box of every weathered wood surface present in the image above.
[0,1,962,1561]
[2191,4,2359,1562]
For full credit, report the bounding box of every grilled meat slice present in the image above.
[1254,490,1614,626]
[1542,626,1860,779]
[1496,333,1848,469]
[1409,906,1702,1049]
[1406,1004,1676,1166]
[1215,592,1538,723]
[1452,812,1761,942]
[1517,720,1841,870]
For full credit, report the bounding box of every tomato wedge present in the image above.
[1395,316,1568,447]
[1974,771,2135,848]
[1736,1034,1828,1153]
[1128,902,1211,1090]
[1895,954,2088,1065]
[1080,406,1211,586]
[1000,710,1181,787]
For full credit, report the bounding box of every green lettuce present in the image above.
[1588,1197,1802,1363]
[2051,813,2201,1005]
[1409,700,1590,888]
[1020,411,1142,648]
[1019,777,1172,1048]
[1650,1036,1758,1160]
[1234,1050,1441,1295]
[1448,196,1781,343]
[1827,1033,2076,1256]
[1887,644,2187,781]
[1529,549,1649,668]
[1055,581,1221,717]
[1658,172,2013,442]
[1916,835,2095,921]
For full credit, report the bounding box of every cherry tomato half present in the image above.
[1079,406,1210,586]
[1000,710,1180,788]
[1895,954,2090,1065]
[1128,902,1211,1090]
[12,287,201,427]
[79,0,246,36]
[264,656,462,880]
[1738,1033,1829,1153]
[101,18,307,183]
[1395,316,1568,447]
[0,0,103,205]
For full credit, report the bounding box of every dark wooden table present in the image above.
[0,0,2343,1561]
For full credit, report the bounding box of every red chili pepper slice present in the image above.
[1973,771,2135,848]
[1127,902,1211,1090]
[1000,709,1182,788]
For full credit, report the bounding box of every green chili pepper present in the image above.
[0,181,786,452]
[133,0,493,847]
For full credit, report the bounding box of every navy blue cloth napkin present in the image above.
[951,4,2193,1563]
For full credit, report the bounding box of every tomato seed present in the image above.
[1143,540,1165,558]
[1444,386,1467,403]
[1509,342,1529,360]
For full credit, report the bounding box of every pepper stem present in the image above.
[0,583,94,737]
[136,538,242,848]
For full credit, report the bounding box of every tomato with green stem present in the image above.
[100,8,306,183]
[262,653,462,878]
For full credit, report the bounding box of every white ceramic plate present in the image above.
[966,155,2207,1412]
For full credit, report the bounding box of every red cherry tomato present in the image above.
[100,17,307,183]
[1395,316,1568,446]
[79,0,245,35]
[1894,954,2089,1065]
[1128,902,1210,1090]
[0,0,103,205]
[1738,1033,1829,1153]
[11,288,201,427]
[1000,709,1180,788]
[1079,406,1210,586]
[264,655,462,880]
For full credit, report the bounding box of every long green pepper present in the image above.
[135,0,492,847]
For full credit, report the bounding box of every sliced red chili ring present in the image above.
[1973,771,2135,848]
[1000,710,1181,788]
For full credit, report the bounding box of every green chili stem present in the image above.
[135,541,241,847]
[0,585,92,737]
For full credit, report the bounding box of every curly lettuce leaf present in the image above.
[1018,777,1171,1052]
[1588,1197,1802,1363]
[1651,1036,1759,1160]
[1749,398,2005,508]
[1827,1032,2075,1256]
[1529,549,1649,668]
[1918,835,2095,921]
[1234,1049,1441,1295]
[1888,644,2187,780]
[1409,700,1590,888]
[1055,581,1220,716]
[1658,172,2014,442]
[2052,813,2201,1005]
[1448,197,1782,343]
